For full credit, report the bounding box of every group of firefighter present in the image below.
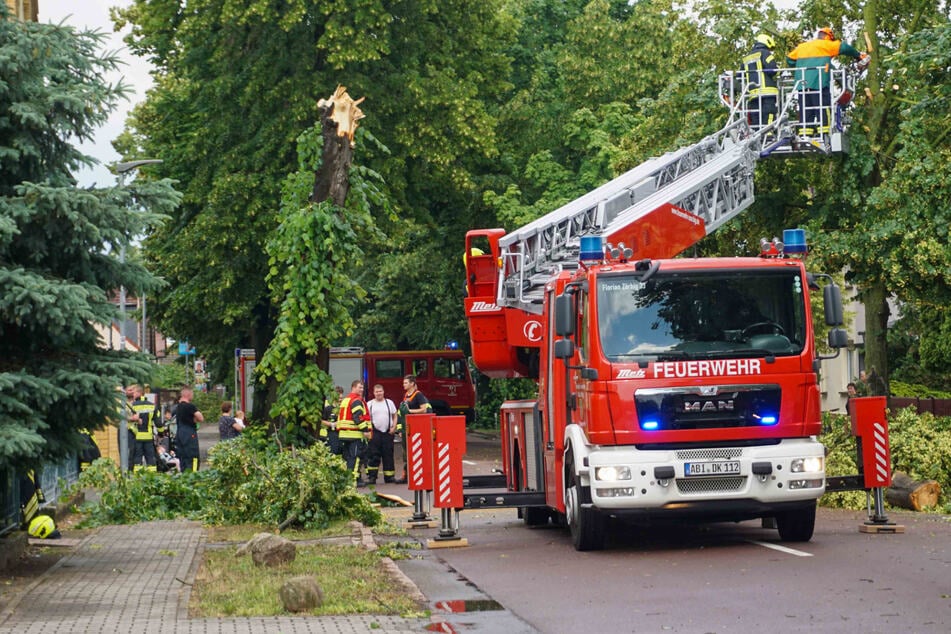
[317,375,432,486]
[742,26,870,137]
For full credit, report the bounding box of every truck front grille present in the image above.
[676,448,743,461]
[676,476,747,494]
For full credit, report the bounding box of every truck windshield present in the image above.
[597,269,807,360]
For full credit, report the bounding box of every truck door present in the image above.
[431,354,476,418]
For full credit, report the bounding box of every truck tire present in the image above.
[775,501,816,542]
[565,464,605,551]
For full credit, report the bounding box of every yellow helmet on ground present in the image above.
[28,514,56,539]
[754,33,775,49]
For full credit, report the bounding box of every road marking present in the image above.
[747,540,813,557]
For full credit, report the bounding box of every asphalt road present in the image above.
[408,433,951,634]
[199,425,950,632]
[426,505,950,633]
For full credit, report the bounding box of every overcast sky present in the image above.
[40,1,152,188]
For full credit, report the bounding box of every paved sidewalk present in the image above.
[0,520,425,634]
[0,518,535,634]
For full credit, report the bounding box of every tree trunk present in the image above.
[312,111,353,207]
[251,300,278,424]
[861,281,890,395]
[886,471,941,511]
[312,86,364,207]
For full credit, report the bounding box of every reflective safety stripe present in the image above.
[742,51,778,96]
[130,400,156,440]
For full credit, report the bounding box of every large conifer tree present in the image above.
[0,10,180,468]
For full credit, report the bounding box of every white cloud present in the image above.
[40,1,154,187]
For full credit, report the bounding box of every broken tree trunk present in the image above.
[312,85,365,207]
[885,471,941,511]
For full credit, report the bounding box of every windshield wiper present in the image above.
[653,351,696,361]
[703,348,778,362]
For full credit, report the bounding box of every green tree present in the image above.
[116,0,515,414]
[800,3,951,394]
[0,12,180,468]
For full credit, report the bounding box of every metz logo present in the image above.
[616,369,646,379]
[469,301,501,312]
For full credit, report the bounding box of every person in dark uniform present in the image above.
[743,33,779,129]
[337,380,371,486]
[128,385,159,472]
[395,374,434,484]
[173,386,204,472]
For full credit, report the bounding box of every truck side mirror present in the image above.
[554,339,574,359]
[555,293,575,336]
[828,328,848,349]
[823,283,844,326]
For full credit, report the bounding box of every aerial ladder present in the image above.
[464,62,867,379]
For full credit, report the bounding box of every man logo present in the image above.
[523,320,542,342]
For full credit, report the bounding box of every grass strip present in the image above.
[191,542,423,617]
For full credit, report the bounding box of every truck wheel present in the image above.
[565,468,605,551]
[775,502,816,542]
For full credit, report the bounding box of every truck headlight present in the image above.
[791,457,824,473]
[595,466,632,481]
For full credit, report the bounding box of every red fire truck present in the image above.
[236,346,476,422]
[462,114,850,550]
[329,347,476,422]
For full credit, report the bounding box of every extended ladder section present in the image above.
[497,119,758,314]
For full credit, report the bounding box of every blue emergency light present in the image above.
[783,229,807,254]
[579,235,604,262]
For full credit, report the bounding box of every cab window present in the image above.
[434,357,466,380]
[412,359,428,377]
[375,359,403,379]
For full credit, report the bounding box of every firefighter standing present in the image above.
[365,384,399,484]
[743,33,779,130]
[337,380,371,485]
[173,386,204,472]
[786,27,867,136]
[396,374,433,484]
[128,385,159,472]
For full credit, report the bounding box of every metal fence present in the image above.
[889,397,951,418]
[0,454,80,536]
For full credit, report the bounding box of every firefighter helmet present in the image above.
[28,514,55,539]
[754,33,775,49]
[817,27,834,40]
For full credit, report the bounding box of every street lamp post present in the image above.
[113,159,162,473]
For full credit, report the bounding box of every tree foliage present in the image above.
[74,429,380,528]
[115,0,951,420]
[0,11,179,468]
[117,0,515,403]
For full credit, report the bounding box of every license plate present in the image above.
[684,461,741,476]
